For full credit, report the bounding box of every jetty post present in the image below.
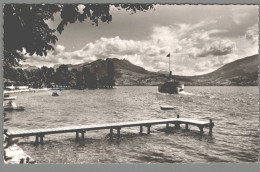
[110,128,113,138]
[147,124,151,134]
[116,127,121,139]
[40,135,44,145]
[199,125,204,135]
[209,119,214,135]
[175,114,180,129]
[166,122,169,131]
[81,130,85,141]
[76,131,79,142]
[35,134,39,146]
[140,125,143,135]
[185,123,189,131]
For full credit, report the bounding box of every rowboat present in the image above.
[160,106,174,110]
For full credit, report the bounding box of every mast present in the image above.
[169,54,170,74]
[167,53,172,81]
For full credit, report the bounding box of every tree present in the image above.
[107,59,115,88]
[17,68,28,85]
[46,67,55,85]
[40,66,49,86]
[4,4,154,65]
[67,69,77,88]
[82,67,97,89]
[55,64,70,86]
[4,65,19,83]
[75,69,84,89]
[29,68,43,88]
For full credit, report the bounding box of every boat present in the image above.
[52,91,59,96]
[160,105,174,110]
[158,53,184,94]
[159,81,184,94]
[3,101,24,111]
[5,84,15,90]
[4,96,17,101]
[4,106,25,111]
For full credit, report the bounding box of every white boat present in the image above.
[4,96,17,101]
[6,84,15,90]
[160,105,174,110]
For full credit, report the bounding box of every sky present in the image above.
[22,4,259,76]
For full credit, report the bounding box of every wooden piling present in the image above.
[35,135,39,146]
[199,125,204,135]
[140,125,143,135]
[76,131,79,142]
[147,125,151,134]
[117,127,121,139]
[185,123,189,130]
[81,131,85,141]
[166,123,169,131]
[40,135,44,145]
[110,128,113,137]
[209,119,214,135]
[175,114,180,129]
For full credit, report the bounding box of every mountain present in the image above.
[54,58,169,85]
[38,54,259,86]
[176,54,258,86]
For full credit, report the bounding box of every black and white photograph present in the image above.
[2,3,259,164]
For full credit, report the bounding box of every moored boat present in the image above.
[4,96,17,101]
[4,106,25,111]
[3,101,24,111]
[160,105,174,110]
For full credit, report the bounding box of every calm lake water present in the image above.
[4,86,259,163]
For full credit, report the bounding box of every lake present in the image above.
[4,86,259,163]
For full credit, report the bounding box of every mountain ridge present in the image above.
[20,54,258,86]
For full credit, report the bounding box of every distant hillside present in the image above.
[176,54,258,86]
[54,58,169,85]
[24,54,258,86]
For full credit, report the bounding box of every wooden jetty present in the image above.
[4,115,214,146]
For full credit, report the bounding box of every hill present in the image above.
[23,54,258,86]
[55,58,169,85]
[177,54,258,86]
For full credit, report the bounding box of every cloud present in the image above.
[194,54,239,74]
[245,24,258,44]
[197,40,236,57]
[52,44,65,55]
[23,17,257,75]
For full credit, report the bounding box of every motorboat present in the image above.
[159,81,184,94]
[158,53,184,94]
